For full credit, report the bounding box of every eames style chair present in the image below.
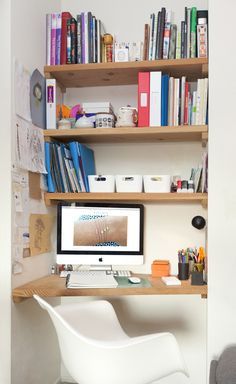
[34,295,188,384]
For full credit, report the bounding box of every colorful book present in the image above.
[66,19,71,64]
[60,11,72,64]
[138,72,150,127]
[70,17,77,64]
[45,142,55,192]
[50,13,57,65]
[162,10,171,60]
[55,13,62,65]
[46,79,56,129]
[190,7,197,58]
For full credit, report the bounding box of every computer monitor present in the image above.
[57,202,144,266]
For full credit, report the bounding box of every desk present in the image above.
[12,274,207,303]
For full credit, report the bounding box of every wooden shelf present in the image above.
[12,274,207,303]
[44,192,207,207]
[44,58,208,89]
[44,125,208,145]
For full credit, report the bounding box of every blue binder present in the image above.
[44,142,55,192]
[161,74,169,126]
[69,141,95,192]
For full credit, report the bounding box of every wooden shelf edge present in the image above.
[12,274,207,303]
[44,192,208,206]
[44,125,208,144]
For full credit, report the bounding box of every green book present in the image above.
[190,7,197,58]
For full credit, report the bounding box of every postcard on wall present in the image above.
[29,214,54,256]
[14,58,31,122]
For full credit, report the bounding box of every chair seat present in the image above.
[34,295,188,384]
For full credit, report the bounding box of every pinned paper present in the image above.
[29,214,54,256]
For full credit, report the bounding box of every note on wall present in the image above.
[14,58,31,122]
[29,214,54,256]
[15,116,46,173]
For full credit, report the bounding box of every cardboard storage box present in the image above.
[151,260,170,277]
[88,175,115,192]
[116,175,143,192]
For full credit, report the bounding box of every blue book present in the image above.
[44,142,55,192]
[161,74,169,126]
[69,141,95,192]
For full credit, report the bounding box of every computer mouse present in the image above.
[128,277,141,284]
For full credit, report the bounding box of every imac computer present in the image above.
[57,202,144,267]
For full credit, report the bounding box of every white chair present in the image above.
[33,295,188,384]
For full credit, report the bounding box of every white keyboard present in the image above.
[107,270,131,277]
[66,270,118,288]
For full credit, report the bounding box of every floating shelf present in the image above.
[12,274,207,303]
[44,125,208,145]
[44,192,208,207]
[44,58,208,89]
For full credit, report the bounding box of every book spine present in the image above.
[66,19,71,64]
[46,14,51,65]
[180,76,186,125]
[148,13,154,60]
[143,24,150,61]
[60,12,72,64]
[184,81,189,125]
[93,17,97,63]
[55,13,62,65]
[77,14,82,64]
[186,7,191,58]
[138,72,150,127]
[70,17,77,64]
[163,10,171,60]
[81,13,85,63]
[190,7,197,58]
[158,7,166,60]
[44,143,55,192]
[150,71,162,126]
[168,24,177,59]
[156,11,161,59]
[197,24,208,58]
[175,30,181,59]
[168,77,174,126]
[84,12,89,63]
[46,79,56,129]
[50,13,57,65]
[180,21,185,58]
[152,14,157,60]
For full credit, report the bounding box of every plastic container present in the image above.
[116,175,143,192]
[88,175,115,192]
[143,175,171,193]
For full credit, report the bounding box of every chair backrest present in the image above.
[34,295,189,384]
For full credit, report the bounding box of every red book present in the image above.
[138,72,150,127]
[60,11,72,64]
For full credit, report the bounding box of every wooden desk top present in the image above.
[12,274,207,303]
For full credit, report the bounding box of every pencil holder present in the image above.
[178,263,189,280]
[191,271,204,285]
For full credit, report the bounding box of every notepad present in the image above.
[161,276,181,286]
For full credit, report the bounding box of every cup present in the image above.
[178,263,189,280]
[191,271,204,285]
[193,263,204,272]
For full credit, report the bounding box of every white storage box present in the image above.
[116,175,143,192]
[143,175,171,192]
[88,175,115,192]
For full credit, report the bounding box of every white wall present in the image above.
[0,1,12,383]
[61,1,208,383]
[11,1,61,384]
[208,0,236,363]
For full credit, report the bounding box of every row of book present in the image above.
[144,7,208,61]
[45,141,95,193]
[46,11,105,65]
[138,72,208,127]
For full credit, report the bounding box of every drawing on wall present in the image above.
[15,116,46,173]
[74,215,128,246]
[14,58,31,122]
[29,214,54,256]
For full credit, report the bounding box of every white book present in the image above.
[46,14,51,65]
[191,91,197,125]
[161,276,181,286]
[152,14,158,60]
[148,14,154,60]
[84,12,89,64]
[175,30,181,59]
[46,78,56,129]
[202,78,208,125]
[195,79,202,125]
[168,77,174,126]
[173,78,180,126]
[180,76,186,125]
[149,71,162,126]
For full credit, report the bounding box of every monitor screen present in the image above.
[57,202,144,266]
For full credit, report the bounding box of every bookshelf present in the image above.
[44,58,208,205]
